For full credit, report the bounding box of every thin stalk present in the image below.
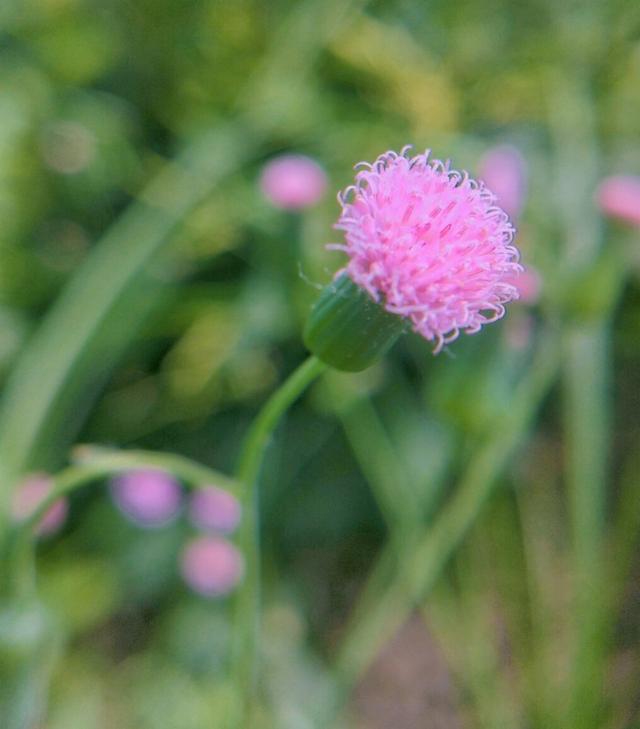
[516,475,571,729]
[548,69,615,725]
[0,532,36,603]
[21,446,238,535]
[333,391,422,537]
[331,390,448,678]
[229,355,327,722]
[429,541,523,729]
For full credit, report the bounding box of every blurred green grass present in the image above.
[1,0,640,727]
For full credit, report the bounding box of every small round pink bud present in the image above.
[180,536,244,598]
[110,469,182,528]
[596,175,640,227]
[478,145,528,221]
[260,154,328,210]
[188,486,241,534]
[11,474,68,537]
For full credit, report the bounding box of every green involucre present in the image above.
[303,274,407,372]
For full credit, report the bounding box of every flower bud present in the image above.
[188,486,241,534]
[260,154,327,210]
[180,536,244,598]
[110,469,182,528]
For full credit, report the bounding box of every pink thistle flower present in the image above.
[188,485,241,534]
[477,145,528,221]
[260,154,328,210]
[110,469,182,528]
[596,175,640,227]
[11,474,68,537]
[180,536,244,598]
[331,147,522,352]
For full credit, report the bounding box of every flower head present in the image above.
[188,485,241,534]
[12,474,68,537]
[111,469,182,528]
[260,154,327,210]
[180,536,244,598]
[596,175,640,227]
[332,148,522,351]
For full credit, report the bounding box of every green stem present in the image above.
[229,355,327,721]
[0,532,36,603]
[548,70,616,725]
[333,391,421,536]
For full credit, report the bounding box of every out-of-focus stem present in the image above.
[549,70,606,570]
[229,355,327,724]
[333,391,421,536]
[332,332,560,707]
[548,71,616,725]
[23,446,238,535]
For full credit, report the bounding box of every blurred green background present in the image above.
[1,0,640,727]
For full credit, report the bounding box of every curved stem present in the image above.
[16,446,237,538]
[229,355,327,720]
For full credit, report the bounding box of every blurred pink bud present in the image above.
[596,175,640,227]
[504,267,542,305]
[180,536,244,598]
[478,145,528,221]
[111,469,182,528]
[260,154,328,210]
[12,474,68,537]
[188,486,241,534]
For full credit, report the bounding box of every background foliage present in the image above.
[1,0,640,726]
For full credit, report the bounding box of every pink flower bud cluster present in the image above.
[181,485,243,598]
[109,469,243,598]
